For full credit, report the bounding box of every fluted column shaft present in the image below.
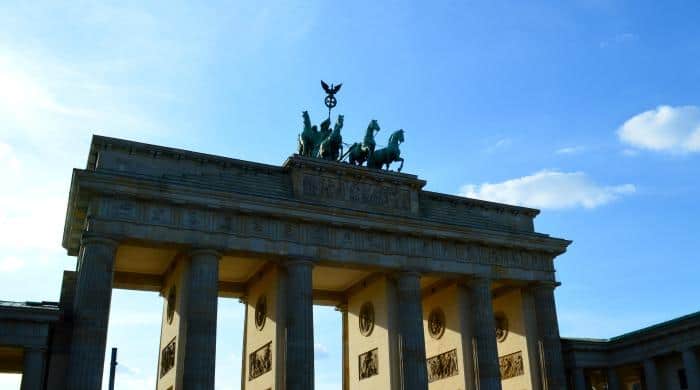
[532,282,566,390]
[643,358,658,390]
[395,271,428,390]
[607,367,620,390]
[470,277,502,390]
[240,296,248,390]
[20,347,45,390]
[182,249,221,390]
[285,259,315,390]
[573,367,586,390]
[682,349,700,390]
[68,237,118,390]
[337,304,349,390]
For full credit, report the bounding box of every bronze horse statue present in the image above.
[345,119,380,166]
[297,111,318,157]
[319,115,344,161]
[367,129,405,172]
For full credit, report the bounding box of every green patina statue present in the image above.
[319,115,344,161]
[367,129,405,172]
[297,81,406,171]
[345,119,380,166]
[297,111,345,161]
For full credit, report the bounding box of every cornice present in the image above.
[64,169,570,257]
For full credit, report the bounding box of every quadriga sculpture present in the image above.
[367,129,404,172]
[345,119,380,166]
[318,115,344,161]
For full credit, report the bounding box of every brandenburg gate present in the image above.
[59,132,571,389]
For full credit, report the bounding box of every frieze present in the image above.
[182,208,209,230]
[427,349,458,383]
[95,197,555,273]
[147,205,173,225]
[249,342,272,380]
[499,351,524,380]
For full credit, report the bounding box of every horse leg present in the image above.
[397,157,404,172]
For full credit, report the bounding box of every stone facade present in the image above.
[562,311,700,390]
[0,135,697,389]
[6,135,579,389]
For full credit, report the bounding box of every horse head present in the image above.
[334,115,344,133]
[321,118,331,132]
[389,129,405,145]
[302,111,312,131]
[369,119,380,134]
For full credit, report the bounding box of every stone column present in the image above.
[68,236,118,389]
[394,271,428,389]
[181,249,221,389]
[336,303,349,390]
[682,348,699,390]
[607,367,620,390]
[284,259,315,390]
[469,277,502,390]
[20,347,46,390]
[573,367,586,390]
[642,358,658,390]
[239,296,248,390]
[456,283,476,390]
[532,282,567,390]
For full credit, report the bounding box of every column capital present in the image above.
[24,345,47,353]
[80,234,119,249]
[187,248,222,259]
[464,275,493,289]
[388,269,422,282]
[282,256,315,268]
[528,280,561,291]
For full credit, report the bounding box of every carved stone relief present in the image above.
[495,312,508,343]
[166,287,176,325]
[160,337,176,378]
[99,197,555,273]
[358,348,379,380]
[255,295,267,331]
[499,351,524,380]
[359,302,375,337]
[426,349,459,383]
[428,307,446,340]
[249,342,272,380]
[301,174,411,212]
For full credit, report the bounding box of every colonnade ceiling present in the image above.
[113,242,470,308]
[0,346,23,373]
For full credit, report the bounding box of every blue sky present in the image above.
[0,1,699,388]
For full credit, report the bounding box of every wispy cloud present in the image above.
[314,342,329,359]
[460,170,635,210]
[484,138,513,153]
[618,105,700,154]
[555,145,585,155]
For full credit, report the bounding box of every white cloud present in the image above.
[0,256,25,272]
[555,146,585,155]
[618,105,700,153]
[460,170,635,210]
[314,342,329,359]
